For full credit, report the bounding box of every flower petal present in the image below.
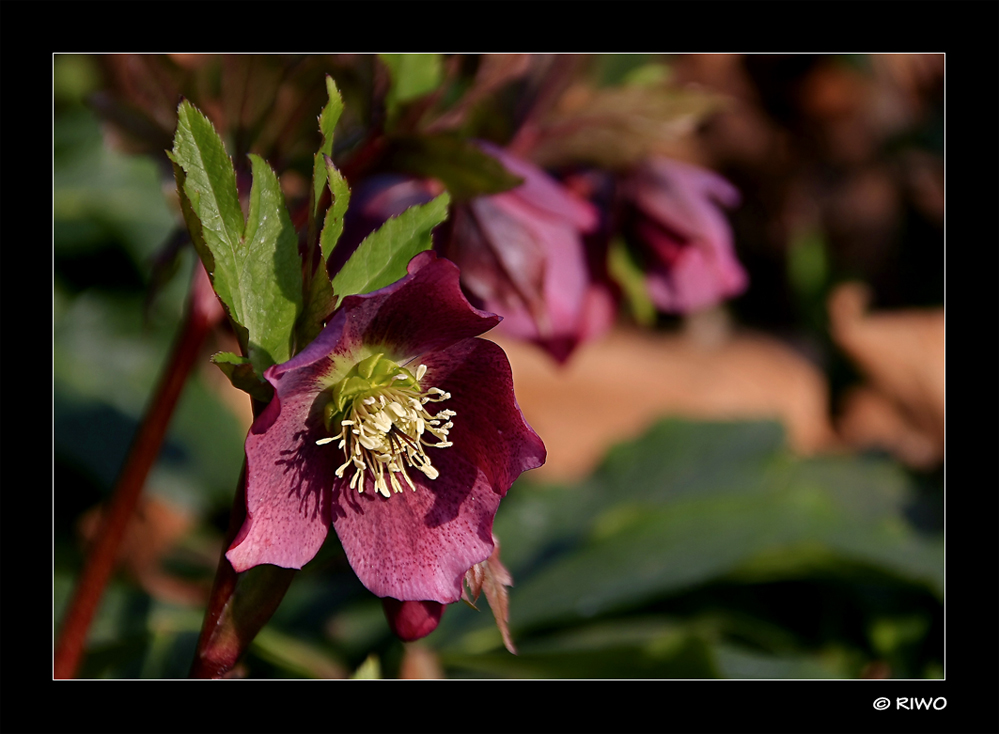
[478,141,598,231]
[226,371,337,572]
[329,338,545,603]
[337,251,502,362]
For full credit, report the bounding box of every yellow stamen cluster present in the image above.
[316,355,455,498]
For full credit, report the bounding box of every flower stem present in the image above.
[54,264,222,679]
[188,403,297,679]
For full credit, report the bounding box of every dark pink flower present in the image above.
[444,142,615,363]
[226,252,545,620]
[624,157,748,313]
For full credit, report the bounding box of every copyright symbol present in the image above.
[873,697,891,711]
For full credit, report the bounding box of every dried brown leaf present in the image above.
[530,83,726,169]
[463,535,517,654]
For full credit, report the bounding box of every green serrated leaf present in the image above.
[169,101,302,374]
[211,351,275,403]
[311,76,345,229]
[389,136,524,202]
[169,101,244,318]
[297,262,336,356]
[299,78,349,356]
[241,154,302,372]
[330,192,450,302]
[320,154,351,262]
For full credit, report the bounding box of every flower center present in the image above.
[316,353,454,498]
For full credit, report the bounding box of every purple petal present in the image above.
[330,338,545,603]
[338,251,502,361]
[641,222,748,313]
[631,158,740,259]
[477,141,598,231]
[627,158,747,313]
[227,364,336,572]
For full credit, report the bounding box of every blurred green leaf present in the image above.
[712,643,849,679]
[251,627,347,679]
[55,109,175,264]
[388,135,524,202]
[381,53,443,108]
[442,618,718,678]
[330,192,450,303]
[788,229,829,301]
[430,419,941,678]
[350,653,383,679]
[506,443,941,630]
[608,236,655,326]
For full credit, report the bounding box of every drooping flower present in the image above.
[623,157,748,313]
[331,153,615,364]
[444,142,615,362]
[226,251,546,630]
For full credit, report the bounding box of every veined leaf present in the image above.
[242,154,303,371]
[170,101,302,374]
[330,192,450,303]
[168,101,244,316]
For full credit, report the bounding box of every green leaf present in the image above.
[241,154,304,372]
[250,627,346,679]
[310,76,345,234]
[296,155,352,352]
[211,351,274,403]
[436,420,941,636]
[607,236,655,326]
[380,53,443,106]
[169,101,302,373]
[168,101,244,316]
[320,154,351,263]
[330,192,450,302]
[388,136,524,202]
[299,79,349,355]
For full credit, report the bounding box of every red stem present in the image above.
[54,265,222,679]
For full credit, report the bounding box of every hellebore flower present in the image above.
[445,142,615,363]
[226,251,546,629]
[624,157,748,313]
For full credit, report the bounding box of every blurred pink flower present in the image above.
[624,158,747,313]
[445,142,616,363]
